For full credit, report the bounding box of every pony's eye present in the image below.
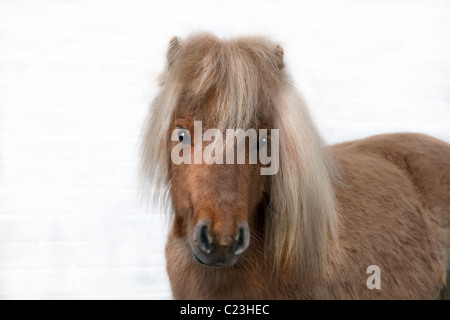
[257,134,268,151]
[177,128,191,145]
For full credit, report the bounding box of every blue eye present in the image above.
[257,134,268,151]
[177,129,191,145]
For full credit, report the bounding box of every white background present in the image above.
[0,0,449,299]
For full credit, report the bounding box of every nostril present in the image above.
[199,225,211,254]
[237,228,244,248]
[235,226,249,255]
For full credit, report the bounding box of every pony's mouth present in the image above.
[193,252,237,267]
[194,253,207,265]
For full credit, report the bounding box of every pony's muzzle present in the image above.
[192,219,250,267]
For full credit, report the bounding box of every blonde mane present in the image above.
[140,32,339,282]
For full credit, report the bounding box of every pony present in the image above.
[140,33,450,299]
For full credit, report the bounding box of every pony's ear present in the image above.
[167,36,182,68]
[274,44,285,69]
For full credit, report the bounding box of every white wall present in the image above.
[0,0,449,299]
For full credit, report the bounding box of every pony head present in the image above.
[141,33,338,280]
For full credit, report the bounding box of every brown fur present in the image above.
[141,33,450,299]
